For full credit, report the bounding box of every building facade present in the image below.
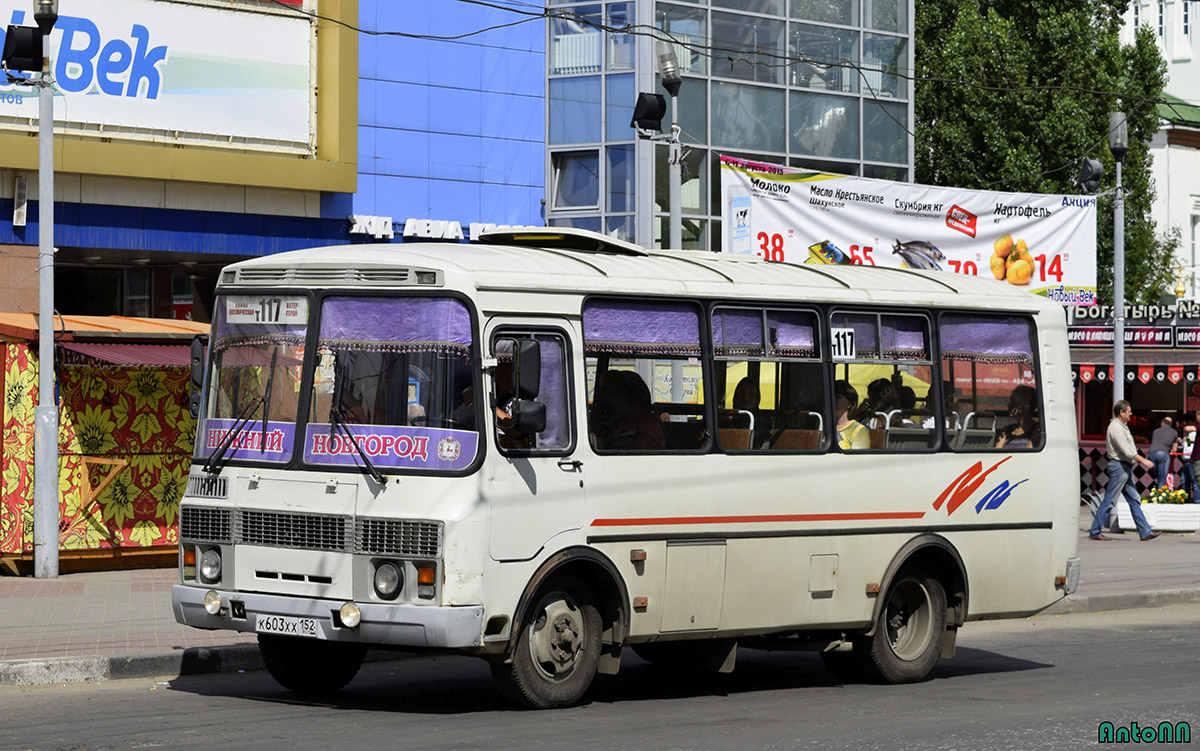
[1121,0,1200,295]
[0,0,914,321]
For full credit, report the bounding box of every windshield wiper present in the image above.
[203,398,261,475]
[329,405,386,485]
[260,349,277,454]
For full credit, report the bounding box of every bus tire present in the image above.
[857,563,946,684]
[492,578,602,709]
[257,634,366,696]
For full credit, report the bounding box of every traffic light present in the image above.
[630,92,667,132]
[1,25,42,73]
[1077,158,1104,193]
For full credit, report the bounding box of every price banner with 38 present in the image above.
[720,155,1098,306]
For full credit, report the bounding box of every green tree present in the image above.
[915,2,1171,304]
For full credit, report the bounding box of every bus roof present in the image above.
[223,238,1063,315]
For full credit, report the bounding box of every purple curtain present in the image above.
[767,310,816,358]
[583,300,701,356]
[881,315,930,360]
[831,314,877,357]
[713,309,764,357]
[940,314,1034,364]
[320,297,472,355]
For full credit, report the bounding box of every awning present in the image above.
[1070,348,1200,385]
[58,342,191,367]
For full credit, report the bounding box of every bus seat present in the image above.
[770,429,821,450]
[956,428,997,449]
[662,421,705,449]
[868,428,886,449]
[718,428,752,451]
[886,427,933,449]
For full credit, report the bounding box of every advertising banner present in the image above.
[720,155,1098,305]
[0,0,312,150]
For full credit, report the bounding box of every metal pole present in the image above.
[33,57,57,578]
[668,95,681,250]
[1113,159,1125,405]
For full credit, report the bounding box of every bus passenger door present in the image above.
[486,323,585,561]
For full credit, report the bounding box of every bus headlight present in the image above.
[199,549,222,583]
[204,590,222,615]
[339,601,361,629]
[373,562,403,600]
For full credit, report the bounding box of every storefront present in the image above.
[1070,300,1200,497]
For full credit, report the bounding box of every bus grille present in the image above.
[239,510,351,552]
[186,475,228,500]
[356,518,442,558]
[180,506,233,543]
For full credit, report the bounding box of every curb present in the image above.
[1039,587,1200,616]
[0,644,264,687]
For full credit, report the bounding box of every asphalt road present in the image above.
[1,605,1197,751]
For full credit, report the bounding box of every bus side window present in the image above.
[492,332,572,453]
[939,313,1042,451]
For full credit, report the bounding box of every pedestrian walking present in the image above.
[1182,422,1197,503]
[1090,400,1161,541]
[1146,416,1178,489]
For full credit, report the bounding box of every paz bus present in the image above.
[173,227,1080,709]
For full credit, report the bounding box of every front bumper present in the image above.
[172,585,484,648]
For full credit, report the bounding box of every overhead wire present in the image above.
[261,0,1192,187]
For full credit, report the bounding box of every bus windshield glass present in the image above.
[196,294,309,464]
[304,296,479,473]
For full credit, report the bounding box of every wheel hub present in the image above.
[530,597,584,679]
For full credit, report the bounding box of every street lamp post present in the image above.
[1110,111,1128,405]
[656,41,682,251]
[32,0,59,578]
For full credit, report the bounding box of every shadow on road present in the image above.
[166,645,1052,714]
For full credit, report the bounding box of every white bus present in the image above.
[174,227,1080,709]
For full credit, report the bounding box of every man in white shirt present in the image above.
[1090,400,1160,541]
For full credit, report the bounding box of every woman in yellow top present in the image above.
[835,380,870,450]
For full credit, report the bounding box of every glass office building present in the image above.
[544,0,914,251]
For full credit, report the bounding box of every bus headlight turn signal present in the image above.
[199,549,222,584]
[373,562,403,600]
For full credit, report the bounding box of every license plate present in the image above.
[257,614,320,638]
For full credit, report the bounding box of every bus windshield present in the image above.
[303,295,479,473]
[196,294,309,465]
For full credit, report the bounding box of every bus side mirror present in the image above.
[512,399,546,434]
[189,334,208,419]
[514,338,540,400]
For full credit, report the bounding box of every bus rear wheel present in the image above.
[492,578,602,709]
[257,634,366,696]
[857,563,946,684]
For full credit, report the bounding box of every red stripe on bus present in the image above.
[590,512,927,527]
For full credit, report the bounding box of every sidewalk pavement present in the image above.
[2,507,1199,687]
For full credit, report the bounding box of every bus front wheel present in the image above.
[257,634,366,696]
[857,563,946,684]
[492,578,602,709]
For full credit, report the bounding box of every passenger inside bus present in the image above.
[995,384,1041,449]
[731,377,773,448]
[590,370,666,451]
[835,380,870,450]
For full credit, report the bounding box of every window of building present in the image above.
[550,6,603,75]
[584,298,708,452]
[712,307,828,452]
[864,0,908,34]
[830,311,935,451]
[657,3,708,75]
[1159,1,1165,35]
[791,0,858,26]
[790,23,859,93]
[550,77,602,144]
[605,74,635,142]
[552,150,601,209]
[939,313,1043,451]
[714,0,783,15]
[712,81,787,152]
[608,2,636,69]
[790,90,860,159]
[863,99,908,164]
[862,33,908,99]
[711,11,786,84]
